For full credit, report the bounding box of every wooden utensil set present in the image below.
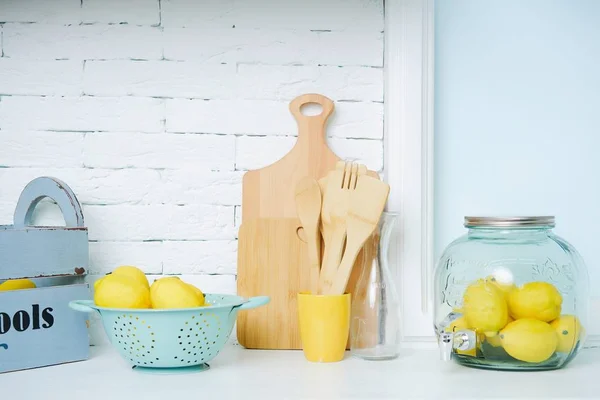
[237,93,387,350]
[296,160,390,296]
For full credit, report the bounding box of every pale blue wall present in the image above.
[434,0,600,291]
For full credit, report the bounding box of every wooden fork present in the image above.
[319,161,361,294]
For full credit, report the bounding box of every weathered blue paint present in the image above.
[0,284,91,372]
[0,177,91,373]
[1,176,88,280]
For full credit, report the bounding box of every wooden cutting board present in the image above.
[236,93,378,350]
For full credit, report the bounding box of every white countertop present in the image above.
[2,344,600,399]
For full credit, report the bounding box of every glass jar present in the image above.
[434,216,589,371]
[350,212,401,360]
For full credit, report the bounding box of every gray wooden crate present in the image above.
[0,177,91,373]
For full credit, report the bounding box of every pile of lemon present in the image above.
[94,266,207,309]
[0,279,37,291]
[447,277,584,363]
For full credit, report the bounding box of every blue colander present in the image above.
[69,294,269,373]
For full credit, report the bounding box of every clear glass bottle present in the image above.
[434,216,589,371]
[350,212,401,360]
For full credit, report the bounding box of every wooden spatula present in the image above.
[326,173,390,295]
[318,161,353,294]
[295,177,322,293]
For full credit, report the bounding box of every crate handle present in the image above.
[13,177,84,229]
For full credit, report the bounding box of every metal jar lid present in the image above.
[464,216,555,228]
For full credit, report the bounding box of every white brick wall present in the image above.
[0,0,384,300]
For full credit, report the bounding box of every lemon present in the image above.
[463,279,509,334]
[150,277,203,309]
[94,274,151,309]
[93,276,106,291]
[186,283,206,306]
[500,318,558,363]
[0,278,36,291]
[508,282,562,322]
[484,275,516,297]
[112,265,149,289]
[485,315,513,347]
[550,315,583,353]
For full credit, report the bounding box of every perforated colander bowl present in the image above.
[69,294,269,373]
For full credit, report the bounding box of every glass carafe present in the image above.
[350,212,401,360]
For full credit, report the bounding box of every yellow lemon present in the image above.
[94,274,151,309]
[484,275,516,297]
[508,282,562,322]
[550,315,583,353]
[150,277,203,309]
[186,283,206,306]
[93,276,106,291]
[112,265,149,289]
[463,279,509,334]
[485,315,514,347]
[0,279,36,291]
[500,318,557,363]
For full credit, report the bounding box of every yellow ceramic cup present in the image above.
[297,292,351,362]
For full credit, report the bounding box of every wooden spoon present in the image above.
[295,177,322,294]
[327,173,390,295]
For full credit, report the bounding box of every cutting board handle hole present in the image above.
[300,103,323,117]
[296,227,307,243]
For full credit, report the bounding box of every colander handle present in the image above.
[69,300,98,314]
[238,296,270,310]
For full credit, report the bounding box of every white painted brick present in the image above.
[0,131,83,167]
[75,169,162,205]
[328,102,384,139]
[0,59,82,96]
[84,62,381,101]
[161,170,243,206]
[234,206,241,228]
[146,274,237,295]
[236,136,383,171]
[82,0,160,25]
[0,168,242,206]
[83,133,234,170]
[0,96,164,132]
[235,136,295,171]
[162,240,237,275]
[166,99,288,135]
[0,0,81,24]
[89,241,163,274]
[3,24,162,60]
[0,168,162,206]
[328,137,383,172]
[167,99,382,139]
[237,65,382,102]
[84,205,235,241]
[163,28,383,67]
[161,0,383,31]
[83,61,237,98]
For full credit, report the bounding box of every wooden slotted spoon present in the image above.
[326,172,390,295]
